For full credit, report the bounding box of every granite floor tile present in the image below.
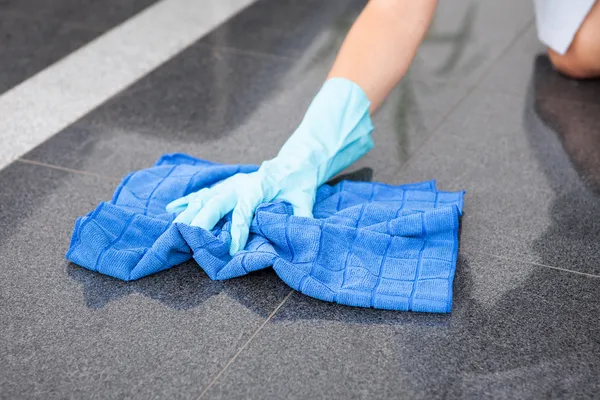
[202,0,534,88]
[410,0,534,86]
[0,161,290,399]
[201,0,362,59]
[397,86,600,275]
[0,0,158,31]
[23,40,471,183]
[201,252,600,399]
[480,25,600,103]
[0,14,100,94]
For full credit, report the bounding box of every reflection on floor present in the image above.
[1,0,600,399]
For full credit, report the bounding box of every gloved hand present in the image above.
[166,78,374,255]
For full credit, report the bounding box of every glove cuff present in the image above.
[276,78,374,185]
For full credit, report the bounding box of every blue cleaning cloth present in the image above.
[67,154,464,313]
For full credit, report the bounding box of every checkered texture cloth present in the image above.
[67,154,464,313]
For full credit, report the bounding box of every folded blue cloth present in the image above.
[67,154,464,313]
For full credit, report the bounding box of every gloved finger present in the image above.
[190,194,237,231]
[173,189,212,224]
[166,194,194,214]
[229,196,260,255]
[166,188,209,214]
[280,188,314,218]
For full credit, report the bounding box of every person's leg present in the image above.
[548,0,600,79]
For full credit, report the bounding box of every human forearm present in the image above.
[327,0,438,113]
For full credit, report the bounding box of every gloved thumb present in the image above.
[229,197,257,255]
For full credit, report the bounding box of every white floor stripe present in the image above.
[0,0,255,171]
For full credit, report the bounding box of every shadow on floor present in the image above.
[67,260,286,317]
[524,55,600,273]
[268,250,599,398]
[329,167,373,185]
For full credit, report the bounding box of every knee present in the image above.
[548,49,593,79]
[547,29,599,79]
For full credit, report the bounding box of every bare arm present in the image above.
[327,0,438,113]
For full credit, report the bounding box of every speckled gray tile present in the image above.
[0,15,100,94]
[201,252,600,400]
[201,0,534,88]
[23,41,470,182]
[0,0,158,31]
[22,45,299,177]
[396,86,600,275]
[406,0,534,86]
[201,0,362,59]
[0,161,290,399]
[480,25,600,103]
[345,78,471,182]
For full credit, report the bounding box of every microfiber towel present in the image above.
[67,154,465,313]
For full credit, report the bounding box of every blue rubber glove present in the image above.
[166,78,374,255]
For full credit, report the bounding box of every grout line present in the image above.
[197,289,295,399]
[196,42,296,63]
[475,251,600,279]
[17,158,120,182]
[0,0,257,173]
